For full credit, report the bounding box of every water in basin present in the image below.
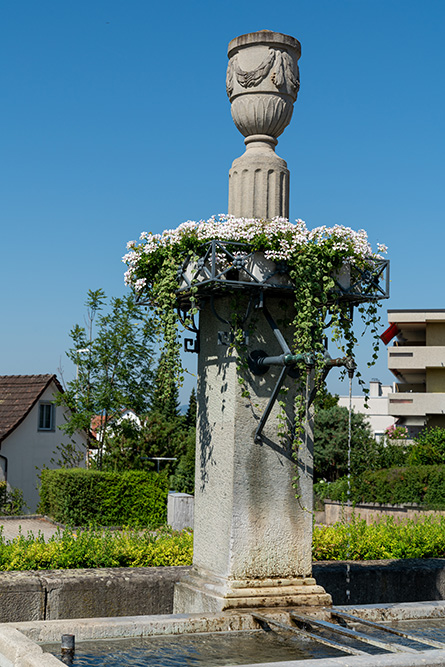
[42,628,347,666]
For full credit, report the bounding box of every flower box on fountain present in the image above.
[123,214,389,392]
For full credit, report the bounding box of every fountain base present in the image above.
[174,568,332,613]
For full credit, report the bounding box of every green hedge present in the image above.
[313,516,445,561]
[316,465,445,509]
[0,526,193,571]
[354,465,445,508]
[39,468,168,527]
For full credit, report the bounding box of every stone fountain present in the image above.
[4,29,444,667]
[173,30,332,614]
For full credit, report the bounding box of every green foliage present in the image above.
[151,352,182,420]
[320,465,445,509]
[313,405,379,482]
[0,482,26,516]
[184,388,197,430]
[56,289,155,467]
[39,468,168,527]
[0,526,193,571]
[124,219,386,429]
[100,418,147,472]
[385,424,409,440]
[375,438,412,469]
[313,515,445,561]
[170,428,196,493]
[313,390,339,411]
[408,427,445,466]
[314,477,350,504]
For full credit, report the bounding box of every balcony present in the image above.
[388,346,445,371]
[388,392,445,417]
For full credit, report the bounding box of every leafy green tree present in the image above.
[100,419,146,472]
[57,289,155,467]
[170,428,196,493]
[314,388,339,412]
[408,427,445,466]
[170,389,197,492]
[313,405,378,482]
[151,352,181,420]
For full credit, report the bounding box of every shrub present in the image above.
[0,526,193,571]
[374,438,412,469]
[321,465,445,509]
[0,482,26,516]
[39,468,168,527]
[313,515,445,561]
[408,427,445,466]
[385,424,409,440]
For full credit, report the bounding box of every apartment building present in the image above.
[338,379,395,441]
[386,310,445,437]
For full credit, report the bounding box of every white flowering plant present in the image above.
[123,215,387,401]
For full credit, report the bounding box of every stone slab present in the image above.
[41,566,186,620]
[0,567,190,623]
[0,573,44,623]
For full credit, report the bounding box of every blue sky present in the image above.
[1,0,444,403]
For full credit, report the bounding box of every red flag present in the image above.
[380,322,399,345]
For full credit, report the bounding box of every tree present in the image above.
[184,387,197,429]
[170,428,196,493]
[408,427,445,466]
[151,352,181,420]
[313,405,379,482]
[170,389,197,492]
[57,289,155,467]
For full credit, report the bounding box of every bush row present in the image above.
[0,526,193,571]
[1,516,445,569]
[39,468,168,527]
[315,464,445,509]
[313,515,445,561]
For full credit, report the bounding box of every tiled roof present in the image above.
[0,375,63,443]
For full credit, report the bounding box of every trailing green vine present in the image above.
[123,215,387,433]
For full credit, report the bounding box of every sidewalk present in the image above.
[0,515,63,542]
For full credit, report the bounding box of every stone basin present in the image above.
[3,603,445,667]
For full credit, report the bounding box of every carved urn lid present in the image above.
[227,30,301,59]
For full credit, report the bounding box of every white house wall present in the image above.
[337,394,396,440]
[0,382,87,512]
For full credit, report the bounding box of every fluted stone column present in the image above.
[227,31,301,220]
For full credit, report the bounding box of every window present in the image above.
[38,403,55,431]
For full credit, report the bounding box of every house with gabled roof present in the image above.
[0,375,87,512]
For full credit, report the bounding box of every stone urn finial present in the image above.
[226,30,301,220]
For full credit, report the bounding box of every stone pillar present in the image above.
[174,298,331,612]
[227,31,301,220]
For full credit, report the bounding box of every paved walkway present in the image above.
[0,515,63,541]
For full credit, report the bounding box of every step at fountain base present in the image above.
[174,569,332,613]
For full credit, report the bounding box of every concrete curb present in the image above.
[0,566,190,622]
[2,604,445,667]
